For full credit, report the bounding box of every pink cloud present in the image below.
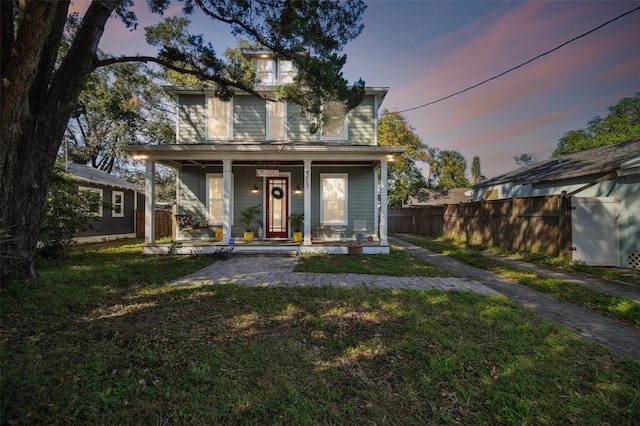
[388,2,636,136]
[455,109,576,151]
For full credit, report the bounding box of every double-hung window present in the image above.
[256,59,276,85]
[256,59,295,85]
[79,187,103,217]
[207,96,232,140]
[320,173,348,225]
[278,60,295,84]
[267,101,286,140]
[322,101,347,140]
[112,191,124,217]
[206,174,234,225]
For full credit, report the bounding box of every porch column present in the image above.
[373,169,380,237]
[223,160,233,244]
[144,161,156,245]
[303,160,312,245]
[379,160,389,246]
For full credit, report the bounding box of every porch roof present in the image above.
[123,144,405,169]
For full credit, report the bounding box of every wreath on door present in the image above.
[271,186,284,199]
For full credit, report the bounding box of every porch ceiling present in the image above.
[123,144,405,169]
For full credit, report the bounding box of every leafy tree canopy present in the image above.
[514,153,538,168]
[0,0,368,280]
[553,93,640,157]
[471,155,483,185]
[377,110,430,206]
[431,150,471,189]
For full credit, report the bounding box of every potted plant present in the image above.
[288,213,304,242]
[240,205,260,242]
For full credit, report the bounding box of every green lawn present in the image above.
[1,239,639,425]
[399,235,640,328]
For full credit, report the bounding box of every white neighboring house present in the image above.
[66,163,145,243]
[472,138,640,268]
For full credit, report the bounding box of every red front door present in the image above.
[266,176,289,238]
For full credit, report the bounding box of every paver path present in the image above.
[172,238,640,362]
[391,237,640,362]
[171,255,499,295]
[480,251,640,304]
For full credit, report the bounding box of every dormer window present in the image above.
[256,58,296,85]
[279,60,295,84]
[256,59,276,85]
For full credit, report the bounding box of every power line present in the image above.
[395,5,640,115]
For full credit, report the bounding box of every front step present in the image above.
[235,250,299,257]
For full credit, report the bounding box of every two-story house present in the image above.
[125,51,404,254]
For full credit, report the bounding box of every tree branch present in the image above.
[95,55,268,99]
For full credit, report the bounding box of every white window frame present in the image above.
[256,58,276,85]
[320,173,348,225]
[79,186,103,217]
[206,173,234,225]
[278,60,295,84]
[112,191,124,218]
[266,100,287,140]
[206,96,232,140]
[321,101,348,140]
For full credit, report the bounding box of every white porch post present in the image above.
[379,160,389,246]
[303,160,312,245]
[223,160,232,244]
[144,161,156,245]
[374,169,380,238]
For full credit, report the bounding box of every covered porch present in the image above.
[143,237,387,256]
[124,144,404,255]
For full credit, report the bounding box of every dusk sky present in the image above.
[92,0,640,179]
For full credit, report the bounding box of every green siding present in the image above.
[287,103,318,142]
[349,96,376,145]
[234,96,266,142]
[176,93,378,145]
[177,94,206,143]
[177,165,375,239]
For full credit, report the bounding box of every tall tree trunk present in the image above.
[1,0,117,281]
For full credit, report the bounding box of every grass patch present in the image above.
[295,246,456,277]
[400,235,640,328]
[2,240,640,424]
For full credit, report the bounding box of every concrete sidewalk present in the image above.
[171,238,640,362]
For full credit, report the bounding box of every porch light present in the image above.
[251,184,260,193]
[294,183,303,194]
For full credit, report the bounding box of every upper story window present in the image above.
[322,101,348,140]
[207,96,232,140]
[267,101,286,140]
[279,60,295,84]
[256,58,296,85]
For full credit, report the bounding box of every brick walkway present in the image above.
[171,238,640,362]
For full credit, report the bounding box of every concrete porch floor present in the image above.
[143,238,389,255]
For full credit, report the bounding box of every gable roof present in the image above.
[406,187,472,206]
[475,138,640,188]
[65,163,143,192]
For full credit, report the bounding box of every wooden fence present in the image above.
[389,195,572,258]
[136,209,173,238]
